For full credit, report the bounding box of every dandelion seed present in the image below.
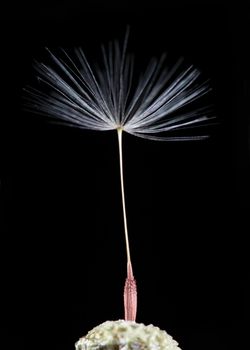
[24,29,214,345]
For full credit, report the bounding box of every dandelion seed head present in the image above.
[23,30,214,141]
[75,320,181,350]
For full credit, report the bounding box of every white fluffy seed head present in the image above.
[75,320,181,350]
[24,30,214,141]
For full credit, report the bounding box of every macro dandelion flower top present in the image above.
[24,30,213,141]
[75,320,181,350]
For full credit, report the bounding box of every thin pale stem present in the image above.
[117,128,131,264]
[117,128,137,321]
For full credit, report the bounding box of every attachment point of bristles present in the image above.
[117,126,124,133]
[124,261,137,321]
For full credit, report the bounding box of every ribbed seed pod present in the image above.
[75,320,181,350]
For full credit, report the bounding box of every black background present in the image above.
[1,1,249,350]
